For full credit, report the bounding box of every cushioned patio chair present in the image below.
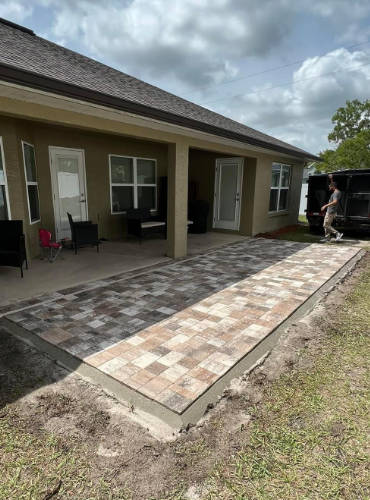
[0,220,28,277]
[67,212,100,254]
[126,208,166,242]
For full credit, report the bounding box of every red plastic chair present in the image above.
[39,229,62,262]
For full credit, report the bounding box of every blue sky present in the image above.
[1,0,370,154]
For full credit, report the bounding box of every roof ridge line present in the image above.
[0,17,34,36]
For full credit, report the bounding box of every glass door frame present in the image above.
[49,146,88,241]
[0,136,11,220]
[213,157,244,230]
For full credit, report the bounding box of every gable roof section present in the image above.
[0,18,319,161]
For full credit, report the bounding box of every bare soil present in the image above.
[0,253,368,500]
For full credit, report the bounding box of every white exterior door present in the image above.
[213,157,244,230]
[49,147,88,240]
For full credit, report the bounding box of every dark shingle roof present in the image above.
[0,18,319,160]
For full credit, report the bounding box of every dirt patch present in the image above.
[0,253,368,499]
[256,224,301,239]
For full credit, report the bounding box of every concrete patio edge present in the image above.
[1,248,364,430]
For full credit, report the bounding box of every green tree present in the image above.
[328,99,370,144]
[317,99,370,172]
[316,149,337,173]
[334,129,370,169]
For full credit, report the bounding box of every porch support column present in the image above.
[166,141,189,259]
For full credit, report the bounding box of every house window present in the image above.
[0,137,10,220]
[269,162,291,212]
[109,155,157,213]
[22,141,40,223]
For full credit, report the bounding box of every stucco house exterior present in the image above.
[0,18,319,261]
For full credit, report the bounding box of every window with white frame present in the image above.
[269,162,291,212]
[22,142,40,223]
[109,155,157,213]
[0,137,10,220]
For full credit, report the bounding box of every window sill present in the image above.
[268,210,289,218]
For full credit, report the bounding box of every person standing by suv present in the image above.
[321,182,343,242]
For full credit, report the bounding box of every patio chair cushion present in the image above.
[141,221,166,228]
[126,208,166,240]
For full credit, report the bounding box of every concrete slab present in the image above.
[0,232,248,305]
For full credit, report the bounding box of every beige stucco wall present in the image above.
[189,148,303,236]
[0,116,36,258]
[0,88,305,259]
[188,149,257,235]
[251,155,304,235]
[1,115,168,258]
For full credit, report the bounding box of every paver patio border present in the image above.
[1,248,364,429]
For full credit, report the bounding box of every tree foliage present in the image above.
[317,99,370,173]
[328,99,370,144]
[318,130,370,172]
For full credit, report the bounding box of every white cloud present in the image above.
[0,1,33,22]
[1,0,370,154]
[301,0,370,43]
[43,0,296,86]
[219,49,370,153]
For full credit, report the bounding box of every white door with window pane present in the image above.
[213,158,244,230]
[49,147,88,240]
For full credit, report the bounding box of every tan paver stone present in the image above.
[140,376,172,398]
[189,366,218,384]
[85,350,116,367]
[162,363,189,382]
[99,357,127,374]
[119,348,146,362]
[127,369,155,389]
[132,352,160,369]
[113,364,140,381]
[160,351,185,367]
[39,327,73,344]
[105,342,132,356]
[170,384,195,400]
[179,356,201,369]
[146,361,168,375]
[177,375,209,395]
[126,335,145,346]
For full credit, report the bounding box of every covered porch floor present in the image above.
[0,232,247,305]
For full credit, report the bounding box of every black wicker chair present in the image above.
[126,208,166,242]
[67,213,99,254]
[0,220,28,277]
[188,200,210,233]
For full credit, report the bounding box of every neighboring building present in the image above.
[0,18,319,260]
[299,163,318,215]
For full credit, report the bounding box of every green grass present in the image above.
[0,262,369,499]
[206,267,370,500]
[0,410,132,499]
[298,215,307,224]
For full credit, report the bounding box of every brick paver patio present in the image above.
[3,238,360,414]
